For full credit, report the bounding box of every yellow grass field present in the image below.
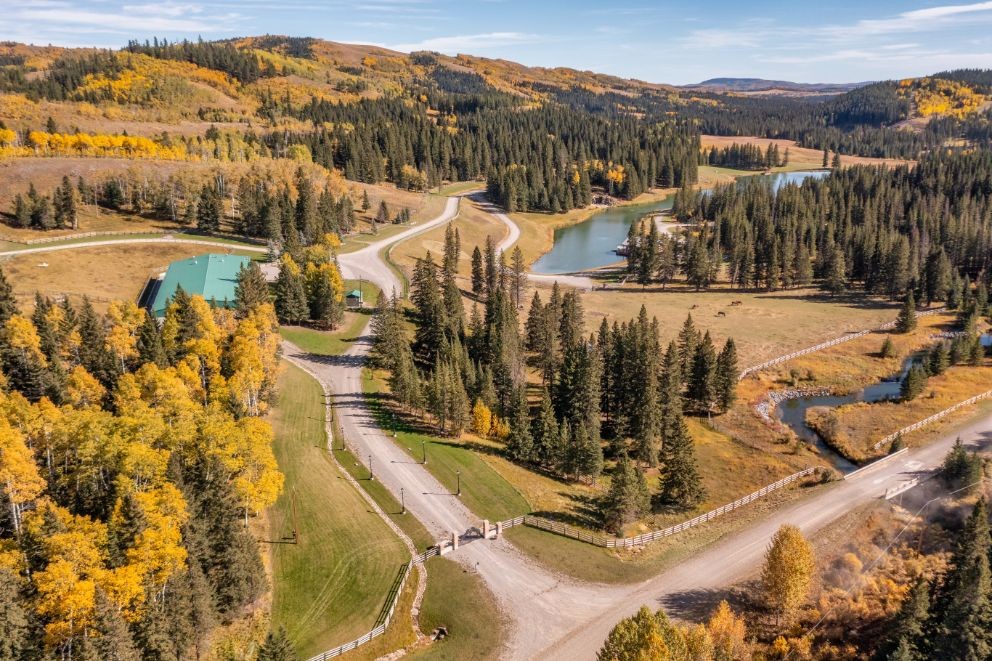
[581,286,900,366]
[700,135,912,171]
[0,243,260,311]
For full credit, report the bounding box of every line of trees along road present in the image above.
[370,227,738,534]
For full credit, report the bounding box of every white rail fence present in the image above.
[739,308,946,380]
[0,228,270,246]
[303,545,445,661]
[871,389,992,450]
[500,467,817,548]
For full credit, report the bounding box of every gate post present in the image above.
[483,519,490,539]
[451,531,459,551]
[495,521,503,538]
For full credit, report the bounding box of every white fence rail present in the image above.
[740,308,946,380]
[871,389,992,450]
[502,467,817,549]
[303,543,444,661]
[843,448,908,480]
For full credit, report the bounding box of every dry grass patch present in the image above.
[700,135,912,170]
[581,286,899,366]
[811,363,992,461]
[390,194,506,282]
[1,243,259,311]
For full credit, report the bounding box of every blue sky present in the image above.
[2,0,991,84]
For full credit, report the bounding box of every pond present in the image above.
[530,169,830,275]
[774,356,916,471]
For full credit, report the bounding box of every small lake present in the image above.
[775,356,915,471]
[530,169,830,275]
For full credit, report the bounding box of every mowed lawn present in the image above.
[407,556,505,661]
[268,363,409,658]
[363,369,530,523]
[279,280,380,356]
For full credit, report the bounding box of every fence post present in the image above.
[495,521,503,538]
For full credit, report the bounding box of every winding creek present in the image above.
[531,169,830,275]
[774,357,916,471]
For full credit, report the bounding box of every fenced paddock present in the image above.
[501,467,817,549]
[740,308,946,379]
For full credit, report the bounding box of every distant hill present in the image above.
[687,77,869,95]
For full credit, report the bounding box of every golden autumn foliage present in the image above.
[0,288,285,655]
[899,77,987,118]
[762,524,816,621]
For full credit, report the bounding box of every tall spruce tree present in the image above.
[715,338,739,413]
[602,452,650,534]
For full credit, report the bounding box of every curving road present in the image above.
[20,196,987,658]
[469,193,595,291]
[0,236,268,257]
[290,193,992,660]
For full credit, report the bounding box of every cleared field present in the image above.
[580,286,899,366]
[390,194,507,281]
[268,362,410,658]
[407,556,505,661]
[0,243,260,311]
[700,135,912,170]
[438,180,485,196]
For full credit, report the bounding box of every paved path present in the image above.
[0,236,268,257]
[291,194,992,659]
[468,193,595,291]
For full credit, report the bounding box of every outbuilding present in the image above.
[147,253,251,317]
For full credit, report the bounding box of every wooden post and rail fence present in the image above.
[498,467,818,548]
[739,308,946,380]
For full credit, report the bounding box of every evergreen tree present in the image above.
[0,569,30,661]
[258,627,297,661]
[876,579,930,661]
[531,388,560,469]
[689,331,717,415]
[602,452,650,534]
[932,499,992,660]
[471,246,485,296]
[940,438,983,491]
[136,309,167,367]
[505,387,533,462]
[196,185,223,232]
[274,256,308,324]
[900,363,927,401]
[234,261,270,316]
[896,291,917,333]
[0,267,18,328]
[656,410,705,510]
[880,336,896,358]
[88,590,140,661]
[715,338,739,413]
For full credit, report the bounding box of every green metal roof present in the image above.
[150,253,251,317]
[345,289,363,298]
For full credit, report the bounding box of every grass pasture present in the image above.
[580,286,900,366]
[268,362,410,658]
[0,243,261,311]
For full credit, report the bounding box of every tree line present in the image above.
[265,94,699,212]
[660,150,992,300]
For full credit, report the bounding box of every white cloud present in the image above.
[391,31,545,53]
